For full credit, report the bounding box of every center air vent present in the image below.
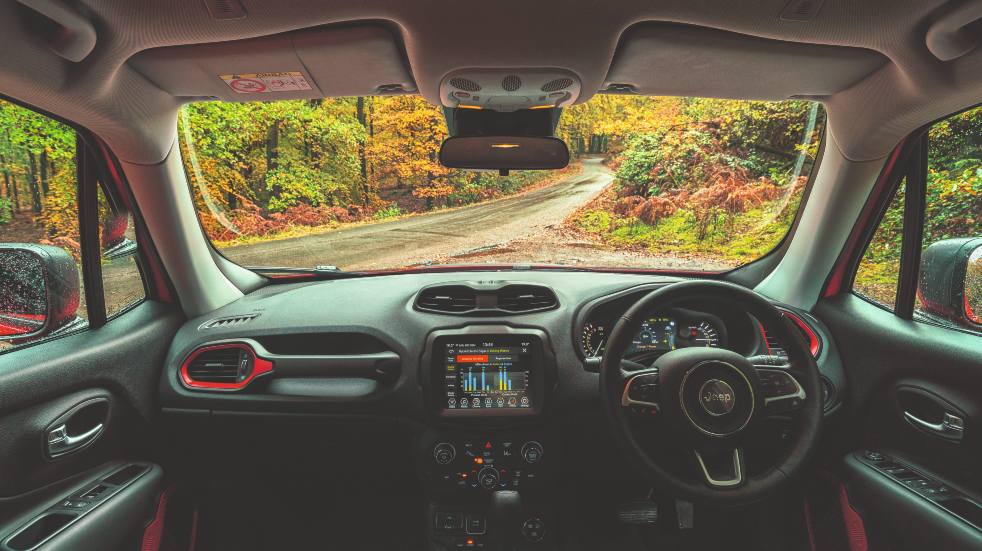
[180,343,273,390]
[416,285,478,313]
[415,283,558,315]
[496,285,558,313]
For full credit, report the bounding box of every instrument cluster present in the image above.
[580,307,728,359]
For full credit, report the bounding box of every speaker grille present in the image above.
[448,77,481,92]
[502,75,522,91]
[541,78,573,92]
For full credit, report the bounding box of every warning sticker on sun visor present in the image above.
[220,72,313,94]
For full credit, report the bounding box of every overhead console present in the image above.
[128,24,417,101]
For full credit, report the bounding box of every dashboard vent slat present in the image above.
[200,313,260,330]
[416,285,479,313]
[185,348,250,384]
[496,285,559,313]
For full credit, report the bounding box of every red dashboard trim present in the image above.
[179,342,273,390]
[782,310,822,358]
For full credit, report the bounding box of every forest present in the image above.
[1,95,978,281]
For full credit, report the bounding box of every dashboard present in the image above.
[158,271,840,419]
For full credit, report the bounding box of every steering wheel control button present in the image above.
[478,466,500,490]
[759,370,798,397]
[521,517,546,543]
[521,441,544,464]
[434,442,456,465]
[698,379,735,416]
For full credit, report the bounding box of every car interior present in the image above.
[0,0,981,550]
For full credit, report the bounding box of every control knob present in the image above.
[521,441,544,464]
[478,466,500,490]
[433,442,456,465]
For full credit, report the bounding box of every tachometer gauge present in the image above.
[581,323,607,357]
[686,321,720,348]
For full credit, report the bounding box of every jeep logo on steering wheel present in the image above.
[699,379,735,416]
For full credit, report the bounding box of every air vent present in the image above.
[416,285,479,313]
[180,343,273,390]
[449,77,481,92]
[496,285,558,313]
[759,311,821,359]
[501,75,522,91]
[541,78,573,92]
[200,313,259,330]
[202,0,247,20]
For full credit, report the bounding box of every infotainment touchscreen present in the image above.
[443,338,532,410]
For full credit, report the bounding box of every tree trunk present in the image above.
[265,121,280,201]
[27,150,41,214]
[356,97,369,206]
[39,150,49,195]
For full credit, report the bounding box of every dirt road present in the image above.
[222,157,618,270]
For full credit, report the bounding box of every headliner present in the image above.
[0,0,980,164]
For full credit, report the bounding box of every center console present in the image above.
[418,327,559,551]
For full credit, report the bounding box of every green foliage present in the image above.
[373,204,401,220]
[0,197,11,225]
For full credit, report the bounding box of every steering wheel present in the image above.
[599,280,822,505]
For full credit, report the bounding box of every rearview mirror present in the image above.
[439,136,570,171]
[918,237,982,327]
[0,244,82,341]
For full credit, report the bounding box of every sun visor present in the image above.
[128,25,416,101]
[604,23,887,100]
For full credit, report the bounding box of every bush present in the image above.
[373,204,402,220]
[633,196,678,225]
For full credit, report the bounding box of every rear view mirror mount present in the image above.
[438,136,570,172]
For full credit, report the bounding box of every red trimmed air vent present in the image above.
[758,311,822,359]
[180,343,273,390]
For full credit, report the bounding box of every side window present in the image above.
[855,178,906,309]
[852,105,982,335]
[916,106,982,330]
[98,185,145,317]
[0,99,146,352]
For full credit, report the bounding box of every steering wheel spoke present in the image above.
[747,355,806,414]
[620,363,660,416]
[692,447,745,489]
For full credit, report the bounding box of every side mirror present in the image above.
[918,237,982,327]
[0,244,82,341]
[439,136,570,171]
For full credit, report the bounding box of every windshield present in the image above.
[179,96,824,273]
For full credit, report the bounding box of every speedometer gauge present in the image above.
[687,321,720,347]
[581,323,606,357]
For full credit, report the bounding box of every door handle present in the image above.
[903,411,965,441]
[47,422,104,457]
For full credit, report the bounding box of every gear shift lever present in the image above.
[490,490,522,550]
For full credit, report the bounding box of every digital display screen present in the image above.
[628,316,678,354]
[444,339,532,410]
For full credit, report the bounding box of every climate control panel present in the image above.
[422,435,549,492]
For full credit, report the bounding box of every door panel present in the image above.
[0,302,183,550]
[816,293,982,549]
